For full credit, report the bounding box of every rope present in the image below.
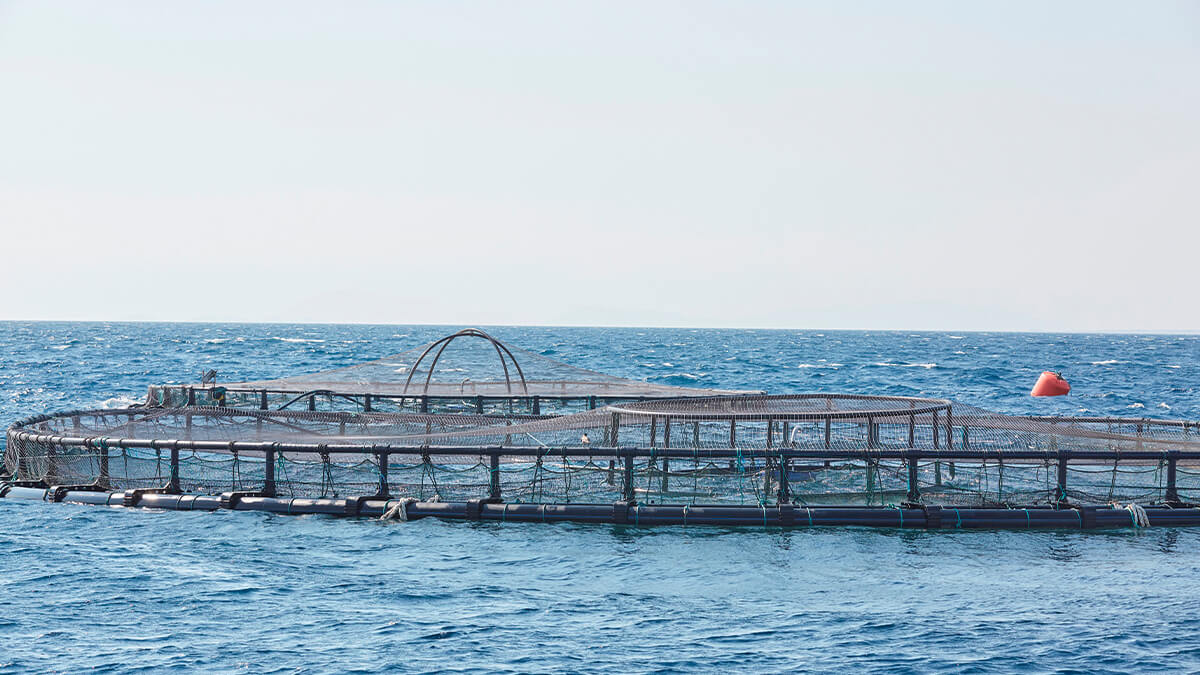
[380,497,418,522]
[1124,502,1150,528]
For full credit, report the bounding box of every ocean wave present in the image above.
[270,337,325,343]
[1127,403,1145,409]
[100,395,142,409]
[648,373,705,384]
[1159,402,1171,409]
[1091,360,1125,365]
[797,363,843,369]
[871,362,936,369]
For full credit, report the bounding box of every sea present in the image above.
[1,322,1198,673]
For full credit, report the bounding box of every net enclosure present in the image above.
[7,394,1200,529]
[6,329,1200,529]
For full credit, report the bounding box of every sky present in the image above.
[0,1,1196,331]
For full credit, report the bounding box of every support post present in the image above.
[476,396,484,414]
[763,457,773,499]
[932,410,939,449]
[532,395,540,416]
[907,455,920,502]
[260,390,268,410]
[263,446,276,497]
[489,452,501,502]
[168,446,180,493]
[778,456,790,504]
[1056,452,1069,506]
[729,420,736,448]
[610,413,620,446]
[364,395,372,413]
[825,417,832,449]
[420,396,429,413]
[663,418,671,449]
[377,451,389,499]
[622,451,635,502]
[1166,452,1179,505]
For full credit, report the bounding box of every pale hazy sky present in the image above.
[1,1,1196,330]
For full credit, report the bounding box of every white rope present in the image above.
[380,497,417,521]
[1124,502,1150,528]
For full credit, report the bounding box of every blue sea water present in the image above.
[1,322,1198,673]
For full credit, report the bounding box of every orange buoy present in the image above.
[1031,371,1070,397]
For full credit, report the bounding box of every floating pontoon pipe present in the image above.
[6,487,1198,530]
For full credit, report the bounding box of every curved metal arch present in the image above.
[400,329,529,396]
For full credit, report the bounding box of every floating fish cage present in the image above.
[5,329,1200,529]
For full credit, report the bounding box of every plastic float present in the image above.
[1032,371,1071,397]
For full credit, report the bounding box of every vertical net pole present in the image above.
[489,451,501,501]
[169,444,180,493]
[907,453,920,503]
[377,450,389,498]
[622,450,635,502]
[263,445,276,497]
[1166,452,1179,505]
[1056,451,1069,505]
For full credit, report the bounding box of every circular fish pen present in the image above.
[5,330,1200,529]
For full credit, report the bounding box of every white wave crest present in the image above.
[100,395,142,409]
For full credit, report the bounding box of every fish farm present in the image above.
[5,328,1200,529]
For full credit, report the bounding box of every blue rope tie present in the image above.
[954,508,962,528]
